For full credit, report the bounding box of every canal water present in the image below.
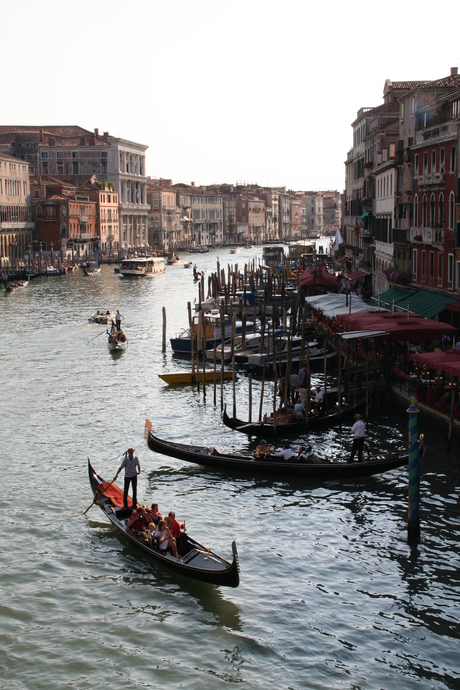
[1,243,459,690]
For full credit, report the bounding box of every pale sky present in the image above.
[2,0,459,192]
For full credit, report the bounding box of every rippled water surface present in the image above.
[1,245,460,689]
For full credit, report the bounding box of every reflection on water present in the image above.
[1,252,460,689]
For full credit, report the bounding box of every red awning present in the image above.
[298,264,338,289]
[335,256,348,266]
[346,270,369,281]
[409,349,460,376]
[336,310,457,343]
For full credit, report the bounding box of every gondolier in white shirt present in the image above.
[113,447,141,509]
[348,413,366,463]
[115,310,124,331]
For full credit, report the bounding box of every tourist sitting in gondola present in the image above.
[147,503,163,526]
[294,397,306,420]
[274,443,294,461]
[155,519,177,557]
[254,439,272,460]
[126,505,149,536]
[297,445,314,463]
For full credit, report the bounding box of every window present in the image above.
[41,152,48,159]
[440,149,445,173]
[72,151,79,159]
[412,248,417,278]
[101,152,107,158]
[439,193,444,226]
[23,181,27,196]
[423,152,428,173]
[57,162,63,174]
[429,251,434,278]
[422,195,427,227]
[41,162,48,174]
[414,153,419,175]
[430,194,435,226]
[451,146,456,172]
[431,151,436,173]
[448,253,454,285]
[411,96,416,115]
[421,251,426,280]
[101,162,107,174]
[57,151,64,159]
[449,192,455,228]
[72,162,79,174]
[438,253,443,286]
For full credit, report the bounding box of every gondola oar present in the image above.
[88,329,108,343]
[83,474,117,515]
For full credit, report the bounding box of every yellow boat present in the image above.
[158,370,234,385]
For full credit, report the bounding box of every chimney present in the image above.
[451,67,458,76]
[40,127,44,142]
[94,128,99,136]
[191,181,195,187]
[103,131,109,139]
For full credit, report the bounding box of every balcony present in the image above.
[393,228,409,243]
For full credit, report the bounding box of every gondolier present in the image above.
[349,414,366,463]
[115,310,124,331]
[113,447,141,509]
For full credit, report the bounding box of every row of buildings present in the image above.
[0,125,340,267]
[344,66,460,309]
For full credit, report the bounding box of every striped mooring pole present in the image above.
[407,398,420,544]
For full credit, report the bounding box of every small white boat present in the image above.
[84,263,102,275]
[89,310,114,324]
[184,261,192,268]
[46,265,62,276]
[108,329,128,352]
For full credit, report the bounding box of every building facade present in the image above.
[0,153,33,270]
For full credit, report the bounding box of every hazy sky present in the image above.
[2,0,459,192]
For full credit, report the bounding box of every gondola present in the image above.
[145,419,425,480]
[222,397,366,438]
[107,328,128,351]
[87,459,240,587]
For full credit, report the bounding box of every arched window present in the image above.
[449,192,455,229]
[439,193,444,227]
[414,195,418,227]
[422,195,427,227]
[430,194,435,227]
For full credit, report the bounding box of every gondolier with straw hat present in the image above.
[113,447,141,509]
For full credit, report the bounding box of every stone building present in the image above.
[0,153,33,270]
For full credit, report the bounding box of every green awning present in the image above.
[359,211,369,221]
[372,287,415,308]
[396,290,459,319]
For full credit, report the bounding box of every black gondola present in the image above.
[145,419,425,479]
[222,398,366,438]
[87,459,240,587]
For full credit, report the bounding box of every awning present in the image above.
[359,211,369,221]
[372,287,415,308]
[396,290,459,319]
[340,330,389,341]
[335,256,348,266]
[410,349,460,377]
[346,270,369,281]
[336,310,457,343]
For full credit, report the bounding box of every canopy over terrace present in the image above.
[305,293,378,319]
[409,349,460,377]
[336,310,457,343]
[298,263,338,290]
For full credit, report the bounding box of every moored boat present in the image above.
[158,369,234,384]
[145,419,425,479]
[222,397,366,438]
[87,458,240,587]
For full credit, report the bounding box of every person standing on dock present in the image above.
[348,414,365,463]
[113,447,141,509]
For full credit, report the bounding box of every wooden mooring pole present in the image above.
[407,398,421,545]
